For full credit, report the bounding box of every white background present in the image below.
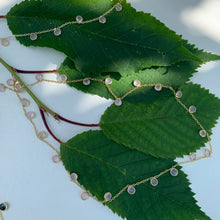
[0,0,220,219]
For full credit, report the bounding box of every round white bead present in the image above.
[22,98,30,107]
[105,78,112,85]
[116,3,123,11]
[150,178,158,186]
[7,79,14,86]
[189,106,196,113]
[52,155,61,163]
[59,74,67,82]
[81,192,89,200]
[30,33,37,41]
[54,28,62,36]
[83,78,91,85]
[15,82,22,92]
[104,192,112,201]
[115,98,122,106]
[154,84,162,91]
[36,74,43,81]
[1,38,9,47]
[39,131,47,139]
[127,186,136,195]
[27,111,35,119]
[199,130,206,137]
[133,80,141,87]
[170,168,178,176]
[70,173,78,181]
[76,15,83,23]
[99,16,106,24]
[176,91,182,98]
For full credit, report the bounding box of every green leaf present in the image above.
[100,83,220,158]
[6,0,202,76]
[61,130,210,220]
[58,38,220,102]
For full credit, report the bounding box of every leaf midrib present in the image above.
[101,113,187,125]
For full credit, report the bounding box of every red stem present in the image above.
[0,15,6,19]
[56,114,100,127]
[12,67,58,74]
[40,108,64,144]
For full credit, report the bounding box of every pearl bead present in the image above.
[52,155,61,163]
[76,16,83,23]
[104,192,112,201]
[83,78,91,85]
[81,192,89,200]
[170,168,178,176]
[199,130,206,137]
[115,98,122,106]
[154,84,162,91]
[39,131,47,139]
[22,98,30,107]
[176,91,182,98]
[7,79,14,86]
[54,28,62,36]
[189,106,196,113]
[116,3,123,11]
[27,111,35,119]
[99,16,106,24]
[1,38,9,47]
[105,78,112,85]
[70,173,78,181]
[133,80,141,87]
[30,33,37,41]
[59,74,67,82]
[36,74,43,81]
[150,178,158,186]
[127,186,136,195]
[15,82,22,92]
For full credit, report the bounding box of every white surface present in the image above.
[0,0,220,219]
